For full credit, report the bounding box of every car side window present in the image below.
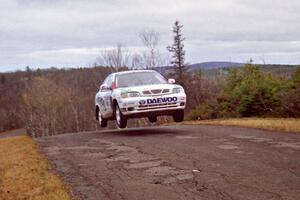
[106,75,113,89]
[101,78,106,86]
[101,75,113,91]
[100,78,107,90]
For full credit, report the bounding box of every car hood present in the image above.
[115,84,183,94]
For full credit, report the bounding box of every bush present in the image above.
[188,64,300,120]
[187,103,217,120]
[279,68,300,117]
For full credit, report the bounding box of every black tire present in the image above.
[115,104,127,128]
[97,109,107,128]
[148,116,157,123]
[173,110,184,122]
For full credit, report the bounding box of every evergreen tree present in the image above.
[26,66,32,83]
[36,68,42,76]
[1,74,6,85]
[167,21,188,87]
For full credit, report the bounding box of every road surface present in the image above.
[37,125,300,200]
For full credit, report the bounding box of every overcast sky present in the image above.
[1,0,300,72]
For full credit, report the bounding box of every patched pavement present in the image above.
[37,125,300,200]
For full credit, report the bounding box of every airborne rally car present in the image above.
[95,70,186,128]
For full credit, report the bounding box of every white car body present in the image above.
[95,70,186,128]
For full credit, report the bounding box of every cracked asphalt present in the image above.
[37,125,300,200]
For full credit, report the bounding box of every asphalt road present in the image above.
[37,125,300,200]
[0,128,25,139]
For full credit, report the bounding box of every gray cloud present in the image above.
[0,0,300,71]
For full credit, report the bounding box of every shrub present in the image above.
[187,64,300,120]
[279,68,300,117]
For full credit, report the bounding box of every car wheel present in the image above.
[148,116,157,123]
[173,110,184,122]
[98,110,107,128]
[115,104,127,128]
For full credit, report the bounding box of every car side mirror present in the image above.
[100,84,110,91]
[168,78,175,84]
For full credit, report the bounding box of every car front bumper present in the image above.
[117,93,186,117]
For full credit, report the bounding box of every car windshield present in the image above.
[116,71,167,88]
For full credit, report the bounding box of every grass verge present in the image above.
[183,118,300,133]
[0,135,72,200]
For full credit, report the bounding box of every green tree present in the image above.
[167,21,188,87]
[188,63,286,120]
[220,63,282,117]
[25,66,33,84]
[279,67,300,117]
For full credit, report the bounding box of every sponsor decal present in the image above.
[98,97,105,106]
[147,97,177,104]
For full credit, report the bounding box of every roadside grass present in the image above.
[0,135,72,200]
[183,118,300,133]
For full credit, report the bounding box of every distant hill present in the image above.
[156,61,244,74]
[189,62,245,70]
[155,62,299,75]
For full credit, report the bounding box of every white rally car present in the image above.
[95,70,186,128]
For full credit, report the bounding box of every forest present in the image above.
[0,63,299,137]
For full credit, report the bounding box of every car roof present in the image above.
[112,70,157,76]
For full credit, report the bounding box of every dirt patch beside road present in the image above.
[37,125,300,200]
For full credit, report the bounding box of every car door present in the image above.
[101,74,114,118]
[97,77,108,115]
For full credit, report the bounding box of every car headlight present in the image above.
[120,91,140,98]
[172,87,183,94]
